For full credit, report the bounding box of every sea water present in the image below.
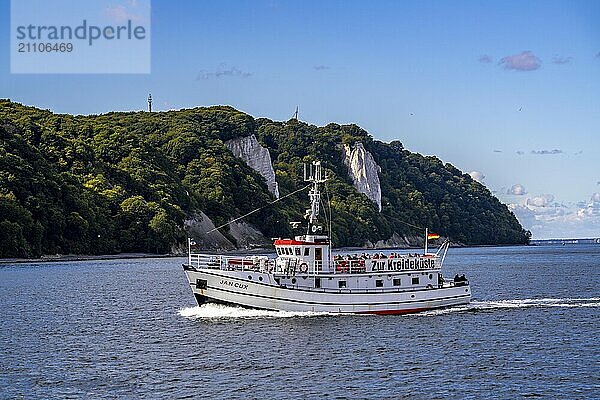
[1,245,599,399]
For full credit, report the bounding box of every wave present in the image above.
[178,304,331,320]
[419,297,600,316]
[178,297,600,320]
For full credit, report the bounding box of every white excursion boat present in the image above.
[183,161,471,315]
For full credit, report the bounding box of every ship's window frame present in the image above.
[291,278,297,284]
[338,280,347,288]
[295,247,301,256]
[304,247,310,256]
[315,247,322,261]
[412,277,420,285]
[393,278,401,286]
[429,273,433,280]
[315,278,321,288]
[276,248,282,255]
[375,279,384,287]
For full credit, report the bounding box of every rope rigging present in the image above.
[205,183,312,234]
[394,218,423,231]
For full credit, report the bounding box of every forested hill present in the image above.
[0,100,530,258]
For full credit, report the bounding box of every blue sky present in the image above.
[1,0,599,239]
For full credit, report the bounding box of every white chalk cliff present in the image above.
[342,143,382,211]
[225,134,280,198]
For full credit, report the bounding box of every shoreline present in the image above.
[0,242,535,264]
[0,253,179,264]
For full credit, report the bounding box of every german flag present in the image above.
[427,233,440,240]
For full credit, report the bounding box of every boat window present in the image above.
[393,278,401,286]
[286,248,292,255]
[291,278,297,284]
[276,248,281,255]
[429,274,433,279]
[304,248,310,256]
[295,247,301,256]
[338,280,346,288]
[315,278,321,288]
[315,247,322,261]
[412,277,419,285]
[376,280,383,287]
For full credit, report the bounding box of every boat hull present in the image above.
[184,267,471,314]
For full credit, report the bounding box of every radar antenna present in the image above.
[303,161,327,234]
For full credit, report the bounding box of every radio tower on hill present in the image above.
[148,93,152,112]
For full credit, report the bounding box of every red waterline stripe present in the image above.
[357,307,430,315]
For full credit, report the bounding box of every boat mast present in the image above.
[304,161,327,235]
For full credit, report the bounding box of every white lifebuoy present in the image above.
[299,263,309,274]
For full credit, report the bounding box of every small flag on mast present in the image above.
[427,232,440,240]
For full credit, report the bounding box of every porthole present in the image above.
[429,274,433,279]
[258,276,263,281]
[291,278,297,284]
[248,275,252,280]
[465,288,469,292]
[411,294,415,298]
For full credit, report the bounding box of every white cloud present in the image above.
[526,194,554,207]
[197,64,253,80]
[552,56,573,65]
[499,51,541,71]
[104,1,147,23]
[531,149,563,155]
[508,184,526,195]
[469,171,485,183]
[508,192,600,239]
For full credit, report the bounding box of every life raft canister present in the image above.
[299,262,309,274]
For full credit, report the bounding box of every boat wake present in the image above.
[419,297,600,316]
[178,297,600,320]
[178,304,332,320]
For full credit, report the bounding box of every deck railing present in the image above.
[188,253,273,272]
[188,253,441,274]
